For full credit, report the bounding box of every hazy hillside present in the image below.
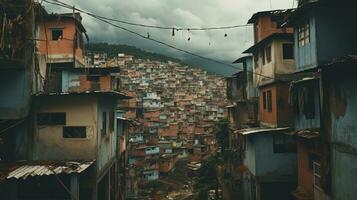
[86,42,237,76]
[86,43,184,64]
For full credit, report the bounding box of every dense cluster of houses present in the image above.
[114,56,227,198]
[0,2,132,200]
[223,1,357,200]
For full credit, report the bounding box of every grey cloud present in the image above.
[45,0,294,75]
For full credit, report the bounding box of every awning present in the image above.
[235,127,291,135]
[1,160,94,181]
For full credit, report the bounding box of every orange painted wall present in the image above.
[297,141,316,197]
[259,84,278,126]
[254,16,293,44]
[38,18,85,65]
[259,83,293,127]
[159,124,178,137]
[67,75,111,92]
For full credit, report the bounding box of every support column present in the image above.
[70,174,79,200]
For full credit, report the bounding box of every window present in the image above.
[261,50,265,65]
[313,162,322,189]
[37,112,66,125]
[102,112,107,134]
[51,29,63,40]
[298,22,310,47]
[87,75,100,81]
[109,111,115,132]
[266,46,272,63]
[267,90,272,112]
[273,134,296,153]
[63,126,86,138]
[263,91,267,109]
[283,44,294,59]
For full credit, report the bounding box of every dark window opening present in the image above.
[283,43,294,59]
[263,91,267,110]
[102,112,107,134]
[37,113,66,125]
[267,90,272,112]
[266,46,272,63]
[63,126,86,138]
[304,86,316,119]
[51,29,63,40]
[261,50,266,65]
[87,75,100,81]
[273,134,296,153]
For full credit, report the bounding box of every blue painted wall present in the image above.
[243,136,256,176]
[61,71,81,92]
[295,6,357,71]
[315,6,357,66]
[244,133,297,178]
[254,134,297,178]
[0,69,31,119]
[294,13,318,71]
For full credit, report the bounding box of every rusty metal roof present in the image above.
[1,161,94,181]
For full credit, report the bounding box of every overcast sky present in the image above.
[45,0,295,76]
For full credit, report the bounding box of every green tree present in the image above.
[215,118,229,150]
[195,155,221,200]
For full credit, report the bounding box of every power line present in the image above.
[43,0,252,31]
[42,0,275,80]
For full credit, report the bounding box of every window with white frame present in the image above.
[298,22,310,47]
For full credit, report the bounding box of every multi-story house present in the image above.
[220,9,299,200]
[1,4,131,199]
[285,1,357,199]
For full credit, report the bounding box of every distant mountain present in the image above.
[86,42,184,64]
[86,42,237,77]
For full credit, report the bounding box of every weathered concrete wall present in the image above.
[34,95,97,160]
[253,39,295,87]
[328,76,357,200]
[97,96,118,176]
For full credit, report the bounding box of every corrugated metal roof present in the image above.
[5,161,94,180]
[235,127,291,135]
[287,129,320,139]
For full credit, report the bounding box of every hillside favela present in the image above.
[1,0,357,200]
